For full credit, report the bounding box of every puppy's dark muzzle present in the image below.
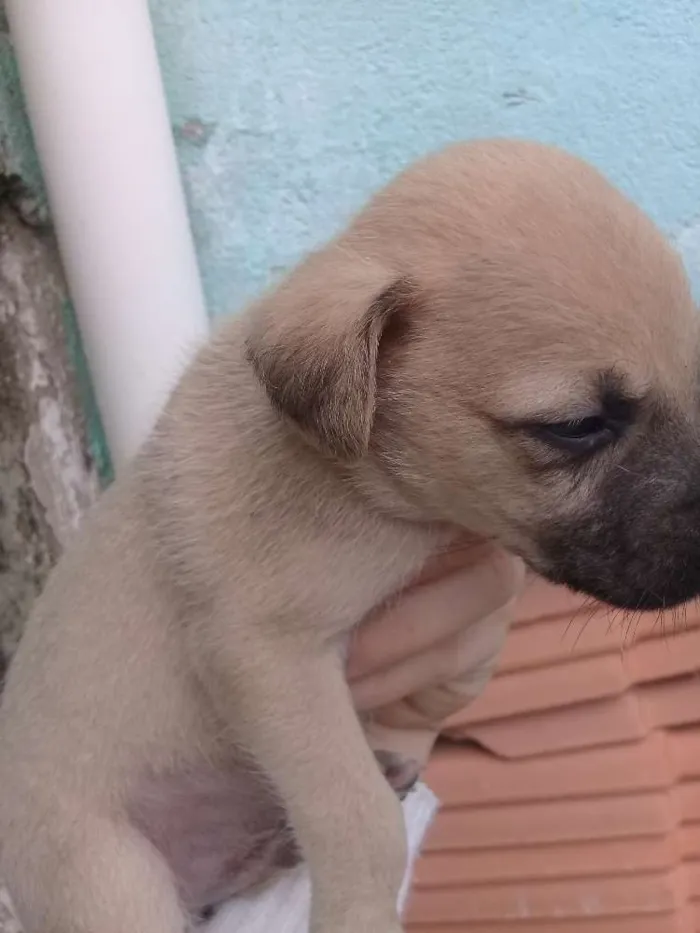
[531,524,700,612]
[530,423,700,612]
[539,562,697,612]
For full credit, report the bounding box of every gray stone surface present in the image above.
[0,190,98,683]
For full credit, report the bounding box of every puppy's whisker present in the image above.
[602,605,615,639]
[607,605,626,637]
[572,601,600,650]
[614,464,640,477]
[651,608,667,647]
[616,610,629,656]
[561,596,596,651]
[624,594,648,649]
[563,608,583,643]
[669,605,678,636]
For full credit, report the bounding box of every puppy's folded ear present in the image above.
[245,247,411,460]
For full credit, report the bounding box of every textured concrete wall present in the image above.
[148,0,700,317]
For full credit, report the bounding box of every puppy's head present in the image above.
[246,139,700,611]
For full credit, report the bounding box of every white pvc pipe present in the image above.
[6,0,210,471]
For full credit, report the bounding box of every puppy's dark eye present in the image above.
[533,416,615,454]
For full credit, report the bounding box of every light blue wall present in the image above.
[1,2,699,317]
[149,0,700,317]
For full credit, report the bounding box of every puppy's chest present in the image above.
[294,525,445,642]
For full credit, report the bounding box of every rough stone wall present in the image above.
[0,13,103,926]
[0,180,99,686]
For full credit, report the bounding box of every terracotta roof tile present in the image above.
[407,915,692,933]
[427,735,671,806]
[408,869,685,923]
[413,837,679,887]
[405,579,700,931]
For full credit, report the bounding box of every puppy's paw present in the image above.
[373,750,420,800]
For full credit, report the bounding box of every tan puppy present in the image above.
[0,139,697,933]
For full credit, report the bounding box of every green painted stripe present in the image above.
[61,300,114,488]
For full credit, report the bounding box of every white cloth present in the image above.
[205,782,439,933]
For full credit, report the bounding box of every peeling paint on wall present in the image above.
[0,15,46,209]
[60,299,114,487]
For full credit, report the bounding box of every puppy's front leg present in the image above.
[205,636,407,933]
